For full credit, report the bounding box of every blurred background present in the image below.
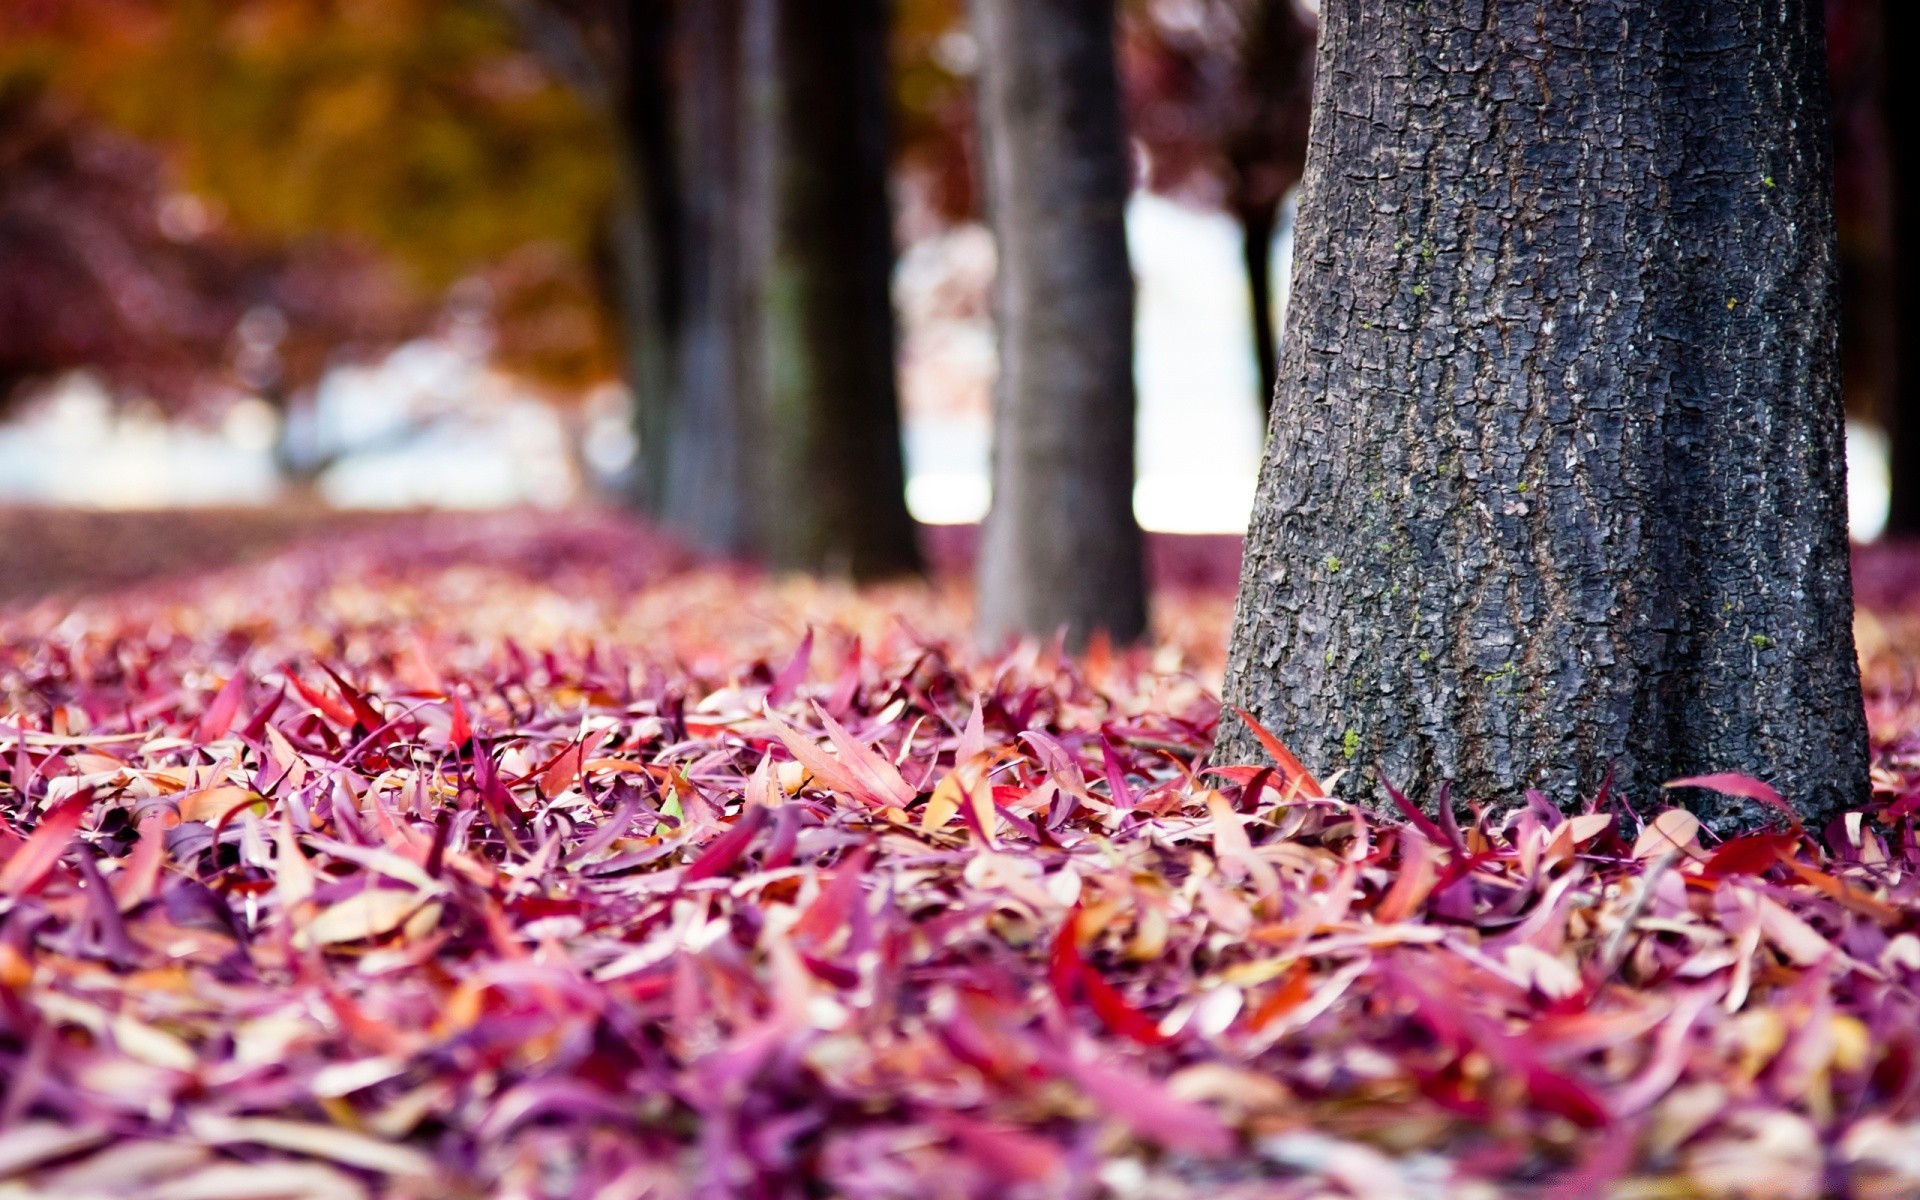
[0,0,1911,600]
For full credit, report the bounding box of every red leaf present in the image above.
[1380,772,1450,849]
[318,662,387,732]
[472,747,525,827]
[936,1114,1065,1183]
[1228,707,1325,798]
[1065,1055,1235,1156]
[238,684,286,743]
[1248,962,1313,1032]
[0,791,90,897]
[1699,832,1797,880]
[1100,739,1137,809]
[1524,1063,1611,1128]
[537,728,606,799]
[683,804,769,882]
[1078,964,1170,1045]
[1050,909,1084,1007]
[448,695,472,748]
[288,671,357,728]
[792,846,871,949]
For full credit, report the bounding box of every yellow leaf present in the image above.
[1633,809,1700,859]
[187,1113,434,1178]
[1567,813,1615,845]
[921,773,961,833]
[110,1014,198,1072]
[294,889,427,949]
[176,785,256,826]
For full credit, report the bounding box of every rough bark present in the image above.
[971,0,1147,648]
[749,0,921,579]
[1216,0,1868,833]
[1884,0,1920,535]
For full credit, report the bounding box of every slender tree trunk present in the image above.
[606,0,683,519]
[1225,0,1316,423]
[749,0,921,579]
[1216,0,1867,833]
[660,0,758,556]
[1884,0,1920,536]
[971,0,1146,648]
[1236,196,1280,421]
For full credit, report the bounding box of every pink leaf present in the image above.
[195,669,248,741]
[769,628,813,705]
[1066,1054,1234,1155]
[1664,773,1797,825]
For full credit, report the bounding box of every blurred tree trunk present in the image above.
[1224,0,1314,420]
[1824,0,1893,505]
[1236,198,1281,417]
[656,0,759,555]
[971,0,1146,648]
[604,1,683,521]
[747,0,920,578]
[1216,0,1866,835]
[524,0,919,574]
[1884,0,1920,535]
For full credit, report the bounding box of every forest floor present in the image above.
[3,509,1920,1198]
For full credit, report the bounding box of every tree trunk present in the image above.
[1224,0,1316,423]
[1884,0,1920,536]
[658,0,759,556]
[971,0,1147,648]
[1216,0,1867,834]
[606,0,683,519]
[1236,197,1280,421]
[748,0,921,579]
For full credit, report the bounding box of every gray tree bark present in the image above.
[659,0,759,557]
[1216,0,1868,834]
[971,0,1147,648]
[749,0,921,579]
[605,0,683,521]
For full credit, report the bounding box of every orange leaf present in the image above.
[1247,962,1312,1032]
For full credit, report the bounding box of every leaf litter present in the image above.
[1,513,1920,1197]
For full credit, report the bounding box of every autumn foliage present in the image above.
[0,515,1917,1196]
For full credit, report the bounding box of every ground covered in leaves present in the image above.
[5,512,1920,1199]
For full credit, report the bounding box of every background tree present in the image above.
[748,0,920,577]
[1125,0,1315,417]
[1879,0,1920,535]
[0,80,420,423]
[971,0,1146,648]
[4,0,920,576]
[0,0,604,423]
[514,0,919,575]
[1216,0,1867,833]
